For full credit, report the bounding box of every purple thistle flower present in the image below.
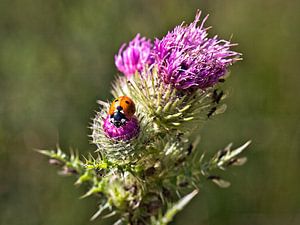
[103,115,140,141]
[115,34,153,78]
[152,11,241,90]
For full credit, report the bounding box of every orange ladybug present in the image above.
[108,96,136,127]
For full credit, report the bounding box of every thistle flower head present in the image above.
[115,34,153,78]
[152,11,241,90]
[103,115,140,141]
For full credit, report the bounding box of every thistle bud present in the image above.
[103,115,140,141]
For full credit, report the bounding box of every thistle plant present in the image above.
[39,11,250,225]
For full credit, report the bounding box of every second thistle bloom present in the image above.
[115,34,153,78]
[152,12,241,90]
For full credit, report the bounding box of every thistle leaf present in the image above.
[154,190,199,225]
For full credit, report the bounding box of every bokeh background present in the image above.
[0,0,299,224]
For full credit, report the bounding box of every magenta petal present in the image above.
[103,116,140,141]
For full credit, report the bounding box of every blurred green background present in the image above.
[0,0,299,224]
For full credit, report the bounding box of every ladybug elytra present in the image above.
[108,96,136,127]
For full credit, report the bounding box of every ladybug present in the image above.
[108,96,136,127]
